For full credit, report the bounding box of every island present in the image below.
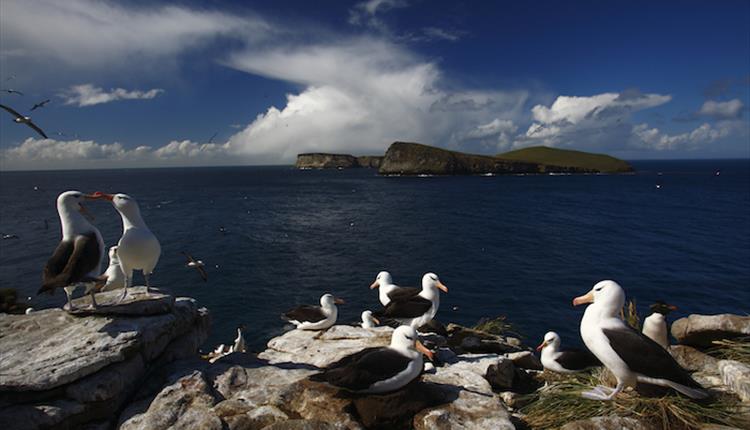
[378,142,634,175]
[295,153,384,169]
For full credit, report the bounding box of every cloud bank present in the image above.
[61,84,164,107]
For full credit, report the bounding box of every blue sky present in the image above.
[0,0,748,170]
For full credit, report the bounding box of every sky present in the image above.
[0,0,748,170]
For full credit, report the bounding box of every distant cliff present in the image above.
[295,153,383,169]
[377,142,617,175]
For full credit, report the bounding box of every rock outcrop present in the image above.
[671,314,750,347]
[295,154,383,169]
[0,288,210,430]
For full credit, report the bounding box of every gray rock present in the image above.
[718,360,750,402]
[258,325,392,367]
[506,351,543,370]
[560,416,652,430]
[446,323,523,354]
[485,359,517,390]
[65,354,145,403]
[669,345,720,373]
[65,286,174,316]
[671,314,750,347]
[119,370,221,430]
[414,361,515,430]
[262,420,347,430]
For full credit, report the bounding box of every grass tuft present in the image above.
[621,299,640,330]
[472,315,523,339]
[519,369,750,430]
[706,337,750,365]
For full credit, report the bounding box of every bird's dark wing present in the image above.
[40,234,100,293]
[556,349,601,370]
[181,251,196,264]
[0,103,22,118]
[602,327,703,389]
[387,286,421,302]
[377,296,432,319]
[196,265,208,282]
[310,347,413,391]
[26,121,48,139]
[283,305,327,323]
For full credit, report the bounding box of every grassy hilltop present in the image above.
[498,146,633,173]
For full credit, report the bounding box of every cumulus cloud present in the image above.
[0,138,236,170]
[61,84,164,107]
[698,99,744,119]
[631,122,735,150]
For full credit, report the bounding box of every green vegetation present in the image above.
[472,315,524,339]
[498,146,634,173]
[520,369,750,429]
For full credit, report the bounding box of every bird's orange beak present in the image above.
[334,297,345,305]
[668,304,678,311]
[371,316,380,324]
[436,281,448,293]
[370,281,379,289]
[416,341,434,361]
[573,290,595,306]
[536,340,548,352]
[92,191,114,201]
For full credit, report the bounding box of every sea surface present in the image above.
[1,160,749,351]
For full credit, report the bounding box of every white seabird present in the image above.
[0,103,48,138]
[309,325,434,393]
[94,192,161,301]
[537,331,601,373]
[370,271,420,306]
[100,246,126,291]
[230,325,247,353]
[642,301,678,349]
[360,310,380,329]
[39,191,105,310]
[282,293,344,330]
[374,273,447,329]
[573,280,708,400]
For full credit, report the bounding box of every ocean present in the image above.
[1,159,749,351]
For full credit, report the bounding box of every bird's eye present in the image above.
[594,287,603,291]
[430,275,437,281]
[73,193,82,198]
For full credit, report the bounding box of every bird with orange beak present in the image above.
[573,280,707,401]
[282,293,345,330]
[374,272,448,329]
[536,331,600,373]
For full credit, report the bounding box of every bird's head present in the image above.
[361,310,380,325]
[650,300,678,315]
[93,192,140,216]
[573,280,625,311]
[536,331,561,352]
[422,272,448,293]
[57,190,98,222]
[320,293,345,307]
[370,270,392,289]
[392,325,434,360]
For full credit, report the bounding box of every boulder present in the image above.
[718,360,750,402]
[64,286,174,316]
[669,345,720,373]
[0,295,209,429]
[505,351,543,370]
[258,325,392,367]
[263,420,348,430]
[671,314,750,347]
[445,323,523,355]
[560,416,653,430]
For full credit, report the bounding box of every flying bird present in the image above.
[1,104,48,138]
[30,99,51,111]
[1,89,23,95]
[208,132,217,144]
[182,251,208,282]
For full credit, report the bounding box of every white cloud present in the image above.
[698,99,744,119]
[419,27,463,42]
[61,84,164,107]
[348,0,407,29]
[632,121,737,151]
[0,138,236,170]
[530,92,671,125]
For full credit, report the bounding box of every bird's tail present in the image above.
[666,380,710,400]
[308,372,328,383]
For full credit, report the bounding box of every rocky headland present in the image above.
[1,290,748,430]
[295,154,383,169]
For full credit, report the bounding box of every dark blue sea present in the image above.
[1,160,749,351]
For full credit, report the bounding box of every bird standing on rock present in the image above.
[94,192,161,301]
[282,293,344,330]
[39,191,106,310]
[374,273,447,329]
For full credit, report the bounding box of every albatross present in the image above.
[374,272,447,329]
[370,271,420,306]
[282,293,344,330]
[573,280,708,400]
[38,191,105,310]
[94,192,161,301]
[100,246,126,291]
[642,301,678,349]
[537,331,601,373]
[0,103,48,138]
[360,310,380,329]
[309,325,434,393]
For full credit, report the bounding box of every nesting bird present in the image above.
[642,301,678,349]
[537,331,600,373]
[282,293,344,330]
[370,271,420,306]
[39,191,105,310]
[100,246,126,291]
[574,280,708,400]
[309,325,433,393]
[374,273,447,329]
[94,192,161,301]
[360,310,380,329]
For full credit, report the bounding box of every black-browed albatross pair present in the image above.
[373,272,448,329]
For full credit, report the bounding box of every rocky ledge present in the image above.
[295,154,383,169]
[0,287,210,430]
